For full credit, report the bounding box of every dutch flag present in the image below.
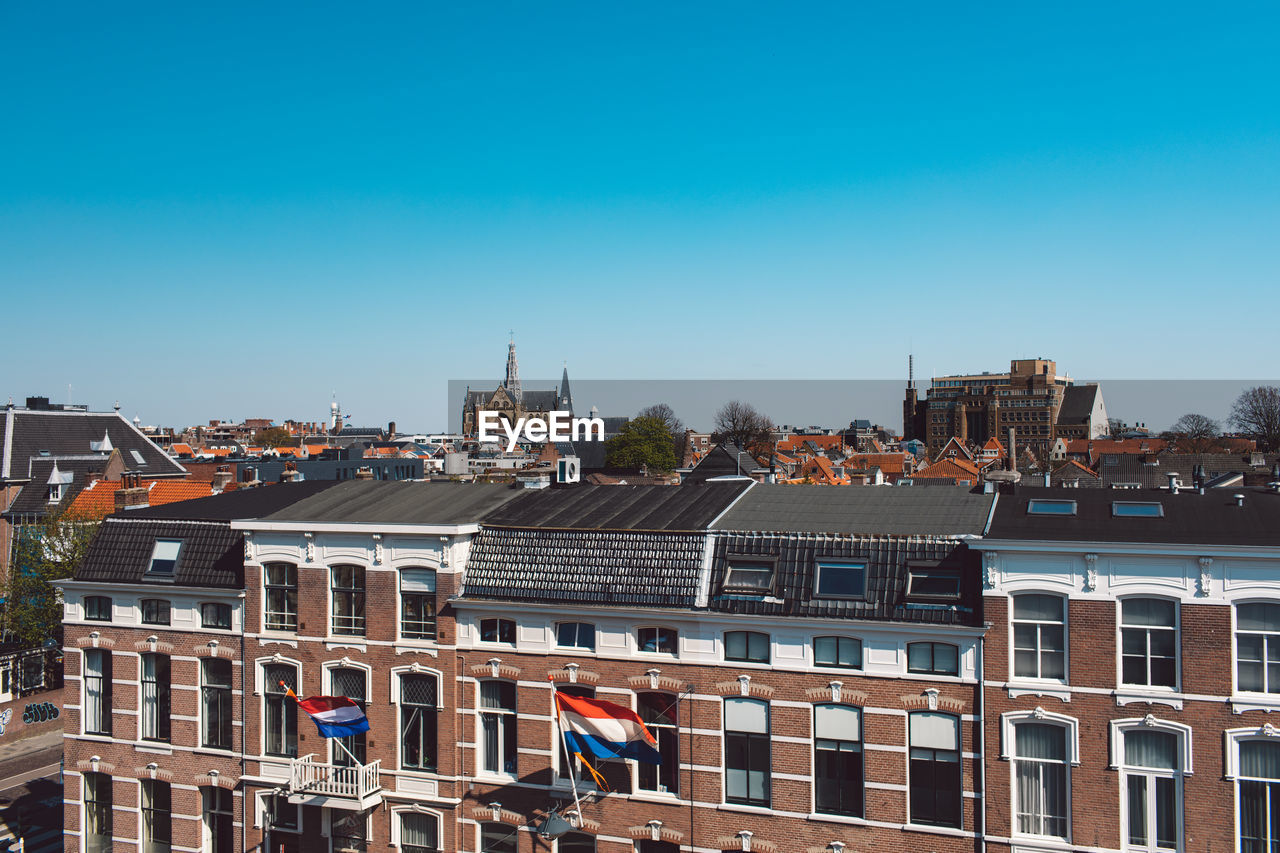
[286,688,370,739]
[555,690,661,764]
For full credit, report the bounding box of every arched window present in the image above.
[1238,739,1280,853]
[401,673,439,772]
[264,663,298,757]
[558,833,595,853]
[1012,722,1068,838]
[1012,594,1066,681]
[1237,602,1280,694]
[400,567,437,640]
[330,667,367,765]
[1119,728,1184,852]
[399,811,440,853]
[480,822,516,853]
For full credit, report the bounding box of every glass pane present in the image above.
[725,698,768,734]
[1240,603,1280,632]
[814,704,860,740]
[726,563,773,590]
[1015,723,1065,761]
[1123,598,1176,627]
[1242,741,1280,779]
[747,632,769,662]
[1014,594,1063,621]
[935,643,959,674]
[1127,776,1147,845]
[1125,730,1178,770]
[400,568,436,592]
[480,681,515,711]
[1155,776,1178,849]
[817,563,866,597]
[909,712,958,750]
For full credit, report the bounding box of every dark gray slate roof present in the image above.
[1098,452,1280,489]
[125,480,340,521]
[1057,384,1101,423]
[0,407,185,483]
[462,528,706,607]
[480,482,750,531]
[261,480,522,525]
[713,484,995,536]
[987,485,1280,546]
[708,532,979,625]
[4,458,103,517]
[683,443,758,484]
[76,517,244,587]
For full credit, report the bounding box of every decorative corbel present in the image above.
[1083,553,1098,592]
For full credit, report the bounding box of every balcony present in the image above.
[287,754,382,810]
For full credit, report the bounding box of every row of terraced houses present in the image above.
[59,476,1280,853]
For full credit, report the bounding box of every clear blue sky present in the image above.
[3,2,1277,430]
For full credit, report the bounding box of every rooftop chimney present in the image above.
[1166,472,1180,495]
[1234,493,1246,507]
[1007,427,1016,472]
[355,466,375,480]
[211,468,234,493]
[114,472,150,511]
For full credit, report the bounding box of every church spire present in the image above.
[559,361,572,414]
[504,333,522,403]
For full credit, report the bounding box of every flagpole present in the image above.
[283,683,364,767]
[551,683,585,824]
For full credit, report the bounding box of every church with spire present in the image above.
[461,337,574,437]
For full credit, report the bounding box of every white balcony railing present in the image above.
[288,755,382,809]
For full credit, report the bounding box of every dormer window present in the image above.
[46,484,63,503]
[815,561,867,598]
[907,563,961,601]
[723,559,775,595]
[147,540,182,576]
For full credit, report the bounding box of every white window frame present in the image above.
[477,679,518,781]
[555,621,596,652]
[478,616,516,647]
[398,566,438,643]
[255,655,303,759]
[1117,596,1181,692]
[636,626,679,656]
[1225,726,1280,853]
[1233,600,1280,699]
[328,563,367,639]
[1109,717,1192,853]
[1009,592,1069,684]
[252,791,300,833]
[389,805,444,852]
[391,665,443,775]
[1001,711,1079,841]
[324,660,371,766]
[262,562,298,634]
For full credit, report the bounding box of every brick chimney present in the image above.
[211,466,234,493]
[115,472,150,511]
[279,461,301,483]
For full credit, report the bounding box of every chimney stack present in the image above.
[211,467,234,493]
[1167,472,1180,494]
[355,466,375,480]
[1007,427,1016,472]
[114,472,150,511]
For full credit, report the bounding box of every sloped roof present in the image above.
[462,527,706,608]
[707,531,979,625]
[260,480,522,525]
[122,480,340,521]
[712,484,994,536]
[1057,384,1102,422]
[481,482,750,531]
[0,407,185,483]
[75,517,244,587]
[69,479,216,518]
[912,457,981,482]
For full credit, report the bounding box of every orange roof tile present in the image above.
[912,458,981,483]
[68,478,214,518]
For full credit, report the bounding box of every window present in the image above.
[1013,594,1066,681]
[331,565,366,636]
[908,641,959,676]
[141,598,171,625]
[1239,740,1280,853]
[141,653,171,742]
[1013,723,1068,838]
[83,649,112,735]
[1121,599,1178,688]
[263,563,297,632]
[814,703,863,817]
[814,636,862,669]
[907,564,962,600]
[201,658,233,750]
[1121,730,1182,852]
[1113,502,1165,518]
[815,561,867,598]
[331,667,367,766]
[725,630,770,664]
[202,787,234,853]
[331,811,367,853]
[47,483,63,502]
[909,711,961,827]
[637,843,680,853]
[84,595,112,621]
[724,697,770,807]
[723,560,774,594]
[400,568,437,640]
[264,664,298,757]
[401,673,438,772]
[480,823,516,853]
[1238,602,1280,694]
[401,812,439,853]
[142,779,172,853]
[480,618,515,644]
[480,681,517,776]
[263,794,298,852]
[638,692,679,795]
[638,627,678,655]
[558,833,595,853]
[84,772,113,853]
[1027,499,1077,516]
[556,685,596,781]
[201,602,231,630]
[556,622,596,651]
[148,539,182,575]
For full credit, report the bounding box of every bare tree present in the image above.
[1166,413,1222,453]
[713,400,773,453]
[1229,386,1280,450]
[1107,418,1127,439]
[637,403,684,439]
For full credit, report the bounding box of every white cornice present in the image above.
[231,520,480,535]
[975,538,1280,559]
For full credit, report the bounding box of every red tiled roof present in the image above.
[1054,459,1098,478]
[1065,438,1169,457]
[777,435,846,454]
[912,457,980,483]
[69,479,215,518]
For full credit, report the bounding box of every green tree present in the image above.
[5,509,100,647]
[252,427,293,448]
[605,416,678,472]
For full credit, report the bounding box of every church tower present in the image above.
[558,363,573,414]
[503,335,522,404]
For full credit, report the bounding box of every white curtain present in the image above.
[909,712,958,750]
[1125,730,1177,770]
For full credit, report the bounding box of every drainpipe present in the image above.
[977,629,988,853]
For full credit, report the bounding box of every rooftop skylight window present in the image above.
[723,559,775,594]
[1112,501,1164,518]
[906,563,962,601]
[814,561,867,598]
[147,539,182,576]
[130,450,147,465]
[1027,499,1077,516]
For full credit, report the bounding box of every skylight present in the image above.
[907,564,961,600]
[723,560,774,594]
[1112,501,1164,518]
[1027,499,1077,516]
[147,539,182,576]
[130,449,147,465]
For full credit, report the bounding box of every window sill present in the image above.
[1114,689,1183,710]
[629,790,682,805]
[135,742,173,755]
[718,802,774,815]
[194,747,238,759]
[472,772,519,785]
[325,638,368,651]
[1231,695,1280,714]
[1007,683,1071,702]
[806,812,867,825]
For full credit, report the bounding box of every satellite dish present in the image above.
[537,812,574,840]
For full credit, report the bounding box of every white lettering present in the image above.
[548,410,570,442]
[572,416,605,442]
[483,411,605,451]
[524,417,548,445]
[500,417,523,453]
[478,411,501,445]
